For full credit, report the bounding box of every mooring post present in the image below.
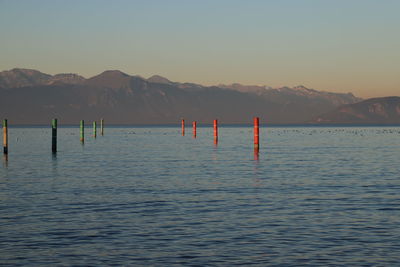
[213,119,218,144]
[3,119,8,154]
[101,118,104,136]
[80,120,84,143]
[193,121,197,138]
[181,119,185,136]
[52,119,57,153]
[254,117,259,150]
[93,121,97,138]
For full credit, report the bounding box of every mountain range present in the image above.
[310,96,400,124]
[0,68,398,124]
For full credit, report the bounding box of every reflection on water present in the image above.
[254,147,259,161]
[2,153,7,168]
[51,152,58,178]
[1,126,400,266]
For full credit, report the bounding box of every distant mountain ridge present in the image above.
[0,67,389,125]
[219,83,360,106]
[0,68,85,88]
[310,96,400,124]
[147,75,174,85]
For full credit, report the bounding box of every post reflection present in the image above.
[254,147,259,161]
[51,151,58,177]
[3,153,8,167]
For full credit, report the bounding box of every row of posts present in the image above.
[2,118,104,155]
[52,119,104,153]
[3,117,259,155]
[181,117,260,150]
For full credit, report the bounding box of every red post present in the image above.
[181,119,185,136]
[193,121,197,138]
[213,119,218,143]
[254,117,259,150]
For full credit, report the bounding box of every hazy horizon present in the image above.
[1,0,399,98]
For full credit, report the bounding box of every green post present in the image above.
[52,119,57,153]
[101,118,104,136]
[93,121,97,138]
[80,120,84,143]
[3,119,8,154]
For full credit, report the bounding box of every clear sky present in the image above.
[1,0,399,98]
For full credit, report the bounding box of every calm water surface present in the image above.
[1,126,400,266]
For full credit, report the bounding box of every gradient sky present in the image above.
[1,0,399,98]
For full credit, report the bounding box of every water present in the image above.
[1,126,400,266]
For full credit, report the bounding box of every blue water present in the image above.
[1,126,400,266]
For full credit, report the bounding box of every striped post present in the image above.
[93,121,97,138]
[80,120,84,143]
[3,119,8,154]
[254,117,259,150]
[52,119,57,153]
[213,119,218,144]
[181,119,185,136]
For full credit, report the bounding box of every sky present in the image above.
[0,0,399,98]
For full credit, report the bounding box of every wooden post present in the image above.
[181,119,185,136]
[100,118,104,136]
[52,119,57,153]
[93,121,97,138]
[254,117,259,150]
[213,119,218,144]
[3,119,8,154]
[80,120,84,143]
[193,121,197,138]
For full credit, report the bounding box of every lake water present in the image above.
[1,126,400,266]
